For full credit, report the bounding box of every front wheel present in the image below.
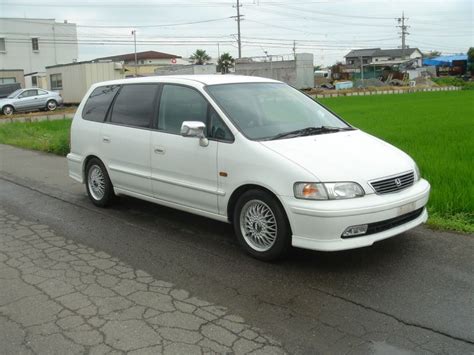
[233,190,291,261]
[85,158,114,207]
[46,100,57,111]
[2,105,14,116]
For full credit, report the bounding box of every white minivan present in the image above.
[68,75,430,260]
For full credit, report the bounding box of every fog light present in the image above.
[342,224,368,238]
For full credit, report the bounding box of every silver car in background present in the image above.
[0,88,63,116]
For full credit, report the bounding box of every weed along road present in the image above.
[1,144,473,354]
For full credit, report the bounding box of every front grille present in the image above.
[370,171,414,194]
[341,208,424,239]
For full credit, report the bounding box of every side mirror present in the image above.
[180,121,209,147]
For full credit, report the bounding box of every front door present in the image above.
[100,84,159,197]
[151,84,219,213]
[15,89,39,110]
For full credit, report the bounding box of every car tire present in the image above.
[233,189,291,261]
[46,100,58,111]
[85,158,115,207]
[2,105,14,116]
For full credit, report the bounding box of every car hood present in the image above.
[259,129,415,187]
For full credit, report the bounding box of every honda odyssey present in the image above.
[67,75,430,260]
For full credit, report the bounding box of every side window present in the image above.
[83,85,120,122]
[110,84,158,128]
[19,90,38,98]
[158,85,208,134]
[208,106,233,142]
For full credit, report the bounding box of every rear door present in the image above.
[100,84,159,196]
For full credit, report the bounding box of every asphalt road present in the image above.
[1,144,473,354]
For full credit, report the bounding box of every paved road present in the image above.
[1,144,473,354]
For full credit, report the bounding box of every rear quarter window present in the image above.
[82,85,120,122]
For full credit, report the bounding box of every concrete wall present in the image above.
[0,69,25,87]
[234,53,314,89]
[46,62,124,103]
[154,64,217,76]
[0,18,79,74]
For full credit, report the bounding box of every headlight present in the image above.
[294,182,365,200]
[414,163,421,181]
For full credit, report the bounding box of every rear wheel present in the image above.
[46,100,57,111]
[2,105,14,116]
[85,158,114,207]
[233,189,291,261]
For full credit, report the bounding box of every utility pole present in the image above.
[217,42,220,58]
[232,0,243,58]
[131,30,137,77]
[360,55,364,87]
[292,40,296,59]
[396,12,409,60]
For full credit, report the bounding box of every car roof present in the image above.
[91,75,281,88]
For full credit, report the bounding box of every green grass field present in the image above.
[0,91,472,232]
[319,91,474,233]
[0,119,71,156]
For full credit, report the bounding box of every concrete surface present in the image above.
[0,209,282,354]
[0,144,473,354]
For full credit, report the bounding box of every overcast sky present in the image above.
[1,0,472,65]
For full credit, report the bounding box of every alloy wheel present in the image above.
[239,199,278,252]
[88,165,106,201]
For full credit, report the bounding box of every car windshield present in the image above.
[7,89,23,98]
[206,82,351,140]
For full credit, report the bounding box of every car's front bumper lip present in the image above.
[281,179,430,251]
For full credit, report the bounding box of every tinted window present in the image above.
[83,85,120,122]
[110,84,158,128]
[208,106,233,142]
[158,85,208,134]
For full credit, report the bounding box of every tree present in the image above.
[423,50,442,58]
[217,52,235,74]
[313,65,322,71]
[468,47,474,75]
[190,49,211,65]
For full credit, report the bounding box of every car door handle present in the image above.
[154,147,165,154]
[102,137,110,143]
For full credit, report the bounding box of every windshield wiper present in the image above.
[266,126,354,140]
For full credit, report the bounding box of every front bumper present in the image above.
[282,179,430,252]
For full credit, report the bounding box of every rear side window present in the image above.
[83,85,120,122]
[110,84,158,128]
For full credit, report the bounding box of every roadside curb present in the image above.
[0,113,73,124]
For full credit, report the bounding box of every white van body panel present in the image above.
[68,75,430,252]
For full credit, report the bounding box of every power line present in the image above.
[0,17,232,28]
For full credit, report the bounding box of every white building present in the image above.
[345,48,423,67]
[0,18,79,85]
[46,61,124,104]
